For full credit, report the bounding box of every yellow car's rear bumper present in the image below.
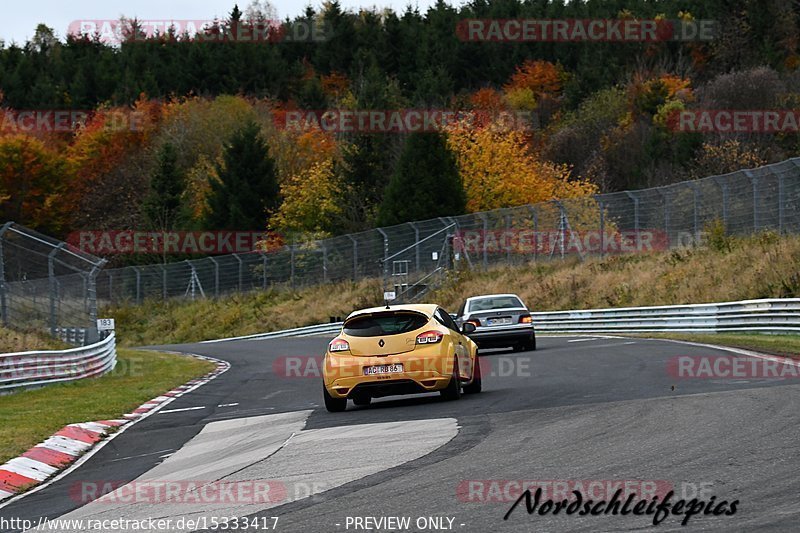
[323,347,457,399]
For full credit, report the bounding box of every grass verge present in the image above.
[627,333,800,359]
[0,348,215,465]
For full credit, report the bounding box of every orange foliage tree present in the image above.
[0,135,68,234]
[446,120,597,213]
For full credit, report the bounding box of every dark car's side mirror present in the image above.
[461,322,476,335]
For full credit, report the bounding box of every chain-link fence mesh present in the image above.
[0,222,106,344]
[5,157,800,337]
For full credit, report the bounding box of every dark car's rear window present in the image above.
[343,312,429,337]
[468,296,524,312]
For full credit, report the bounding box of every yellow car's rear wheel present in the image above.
[323,383,347,412]
[440,357,462,401]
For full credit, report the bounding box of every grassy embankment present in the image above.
[107,232,800,356]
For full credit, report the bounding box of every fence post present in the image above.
[0,222,11,327]
[778,170,785,234]
[377,228,389,293]
[108,271,113,305]
[133,266,141,304]
[408,222,419,273]
[160,265,167,300]
[686,183,700,238]
[48,243,65,336]
[290,241,296,290]
[87,262,104,342]
[528,206,538,263]
[744,170,758,231]
[208,256,220,298]
[321,243,328,283]
[233,253,243,292]
[596,197,605,259]
[712,177,728,230]
[504,212,512,265]
[624,191,641,251]
[259,253,268,290]
[477,213,488,269]
[346,235,358,281]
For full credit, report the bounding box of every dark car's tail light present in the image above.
[519,314,533,324]
[416,330,444,344]
[329,338,350,352]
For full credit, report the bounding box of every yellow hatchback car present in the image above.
[322,304,481,412]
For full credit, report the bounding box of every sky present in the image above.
[0,0,452,44]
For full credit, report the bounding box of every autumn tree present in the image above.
[205,121,279,230]
[0,135,67,234]
[447,120,597,213]
[377,132,465,226]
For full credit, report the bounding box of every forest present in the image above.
[1,0,798,262]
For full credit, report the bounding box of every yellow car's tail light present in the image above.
[416,330,444,344]
[329,338,350,352]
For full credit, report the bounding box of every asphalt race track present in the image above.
[2,335,799,532]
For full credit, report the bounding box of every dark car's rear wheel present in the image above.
[440,358,462,401]
[462,356,482,394]
[323,384,347,412]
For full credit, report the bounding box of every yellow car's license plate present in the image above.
[363,363,403,376]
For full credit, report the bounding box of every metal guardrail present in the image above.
[529,299,800,334]
[207,298,800,343]
[0,333,117,392]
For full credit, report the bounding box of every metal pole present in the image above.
[321,243,328,283]
[346,235,358,281]
[161,265,167,299]
[504,212,512,265]
[260,253,268,290]
[478,213,488,269]
[778,172,785,234]
[376,228,389,293]
[49,243,65,335]
[624,192,641,252]
[744,170,758,231]
[209,256,220,298]
[290,241,296,290]
[528,206,538,263]
[0,222,10,326]
[133,266,141,305]
[686,183,699,238]
[234,253,243,292]
[713,177,728,231]
[596,197,605,258]
[409,222,420,273]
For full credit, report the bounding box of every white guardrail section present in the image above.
[529,298,800,334]
[0,333,117,392]
[206,298,800,343]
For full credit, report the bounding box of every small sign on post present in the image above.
[97,318,115,331]
[383,291,396,302]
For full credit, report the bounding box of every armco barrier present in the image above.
[529,299,800,334]
[207,298,800,343]
[0,333,116,392]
